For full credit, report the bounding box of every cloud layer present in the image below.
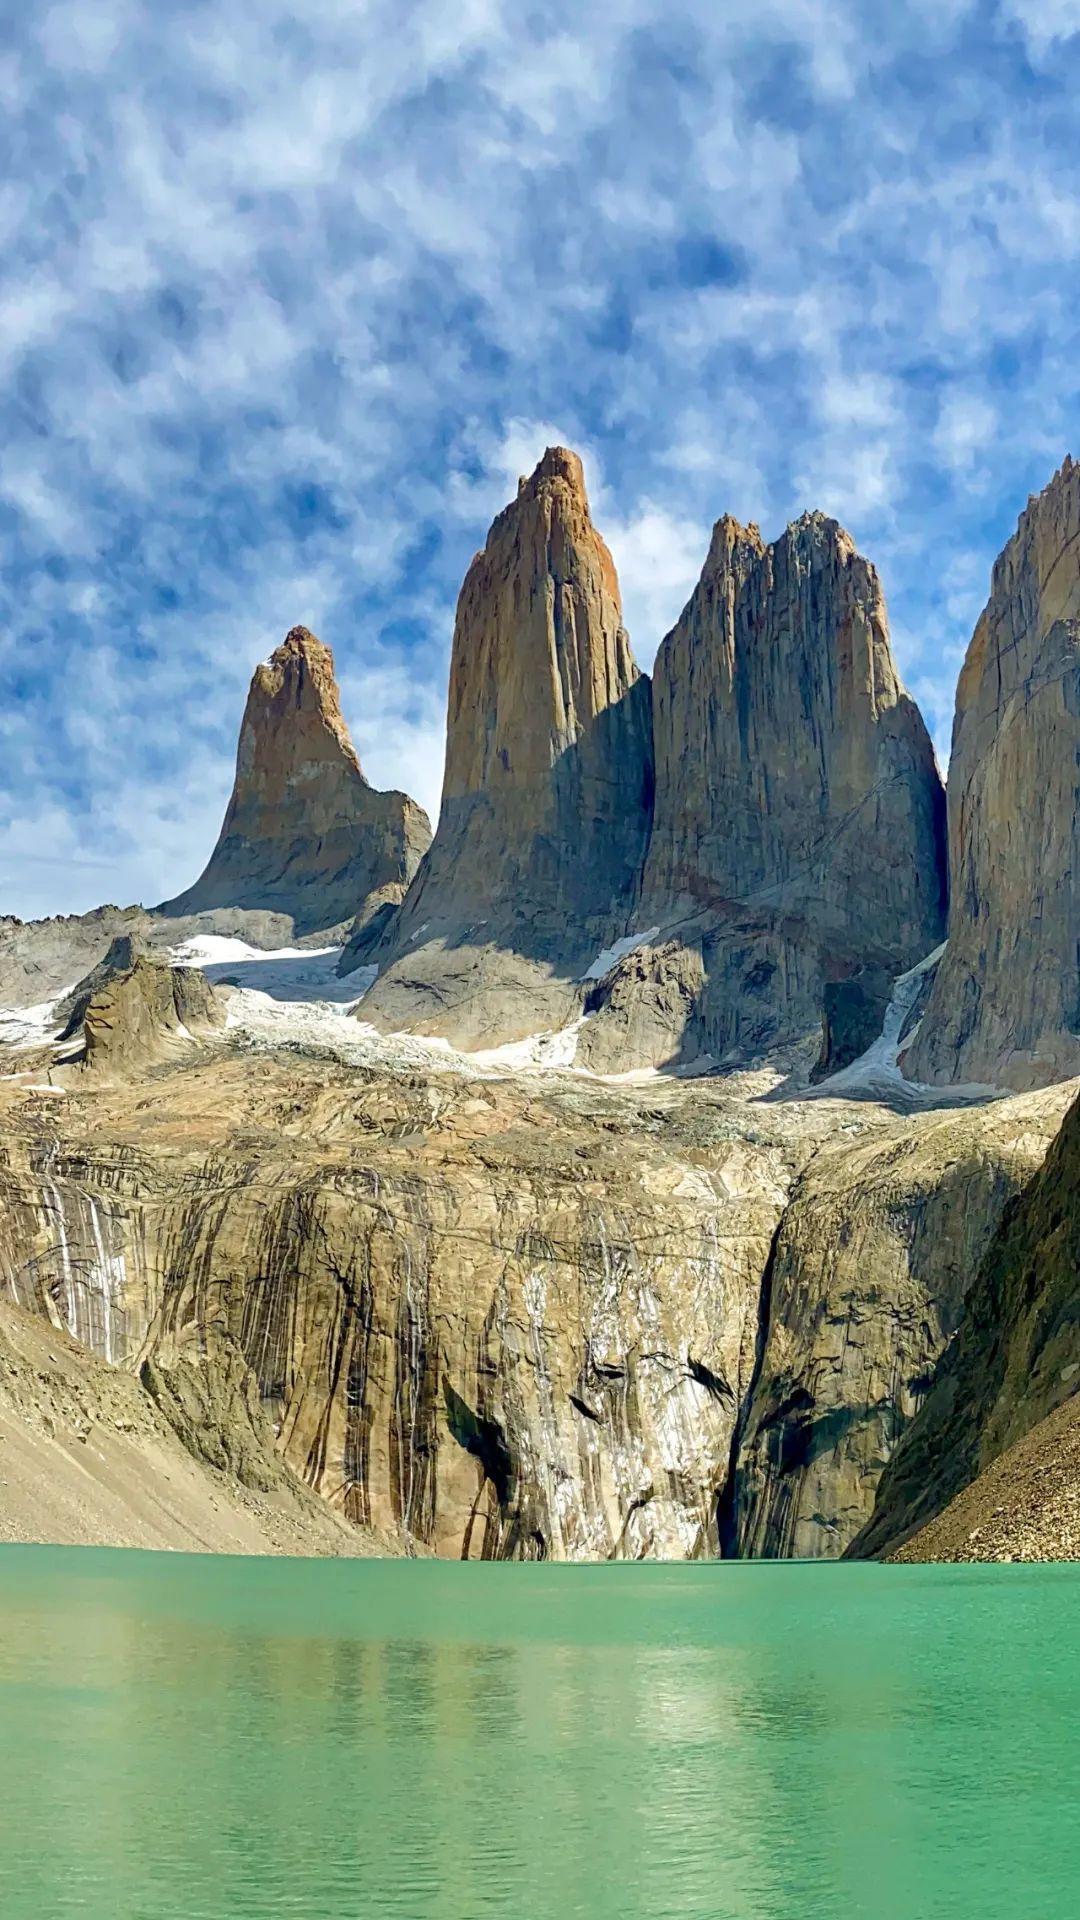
[2,0,1078,916]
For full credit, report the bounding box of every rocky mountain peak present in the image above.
[242,625,365,786]
[700,513,766,579]
[905,453,1080,1090]
[347,446,654,1046]
[441,445,636,805]
[602,505,948,1071]
[517,444,586,496]
[158,626,431,939]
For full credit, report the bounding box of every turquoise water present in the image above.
[0,1550,1076,1919]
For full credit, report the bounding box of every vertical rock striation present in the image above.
[905,458,1080,1091]
[160,626,431,939]
[853,1085,1080,1560]
[0,1066,794,1560]
[727,1090,1069,1559]
[583,512,947,1071]
[351,449,654,1046]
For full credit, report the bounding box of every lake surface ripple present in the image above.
[0,1549,1075,1919]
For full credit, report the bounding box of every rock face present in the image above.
[727,1087,1071,1558]
[0,1296,382,1555]
[884,1392,1080,1564]
[853,1084,1080,1560]
[0,1056,797,1559]
[350,450,654,1047]
[0,907,151,1009]
[160,627,431,939]
[74,948,225,1075]
[592,512,947,1071]
[906,459,1080,1091]
[1,963,1071,1563]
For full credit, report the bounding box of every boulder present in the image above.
[78,952,224,1074]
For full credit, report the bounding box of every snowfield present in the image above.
[0,931,1001,1109]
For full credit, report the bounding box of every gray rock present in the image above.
[77,952,224,1074]
[0,906,151,1010]
[600,511,948,1071]
[905,457,1080,1091]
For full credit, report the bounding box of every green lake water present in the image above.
[0,1549,1077,1919]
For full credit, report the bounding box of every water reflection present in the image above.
[0,1553,1078,1919]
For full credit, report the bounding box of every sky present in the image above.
[2,0,1079,919]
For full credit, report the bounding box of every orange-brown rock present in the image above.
[348,450,653,1046]
[905,459,1080,1090]
[161,627,431,938]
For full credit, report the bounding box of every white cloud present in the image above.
[1002,0,1080,52]
[602,504,709,665]
[1,0,1078,915]
[934,395,998,475]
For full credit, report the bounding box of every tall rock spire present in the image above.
[905,458,1080,1090]
[159,626,431,938]
[349,448,654,1046]
[579,510,948,1072]
[645,509,946,944]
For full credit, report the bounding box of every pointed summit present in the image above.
[160,626,431,938]
[646,510,945,932]
[439,445,642,808]
[348,447,654,1046]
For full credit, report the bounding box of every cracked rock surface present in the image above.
[907,459,1080,1090]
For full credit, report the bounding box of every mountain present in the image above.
[4,452,1080,1564]
[160,626,431,939]
[580,510,947,1072]
[905,459,1080,1090]
[344,449,654,1047]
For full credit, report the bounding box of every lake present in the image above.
[0,1548,1075,1918]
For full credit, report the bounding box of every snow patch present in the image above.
[581,927,660,982]
[172,936,598,1080]
[808,943,999,1110]
[169,936,372,1008]
[470,1014,591,1072]
[0,991,72,1052]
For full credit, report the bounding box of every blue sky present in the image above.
[2,0,1078,918]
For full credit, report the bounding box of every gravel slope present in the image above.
[889,1391,1080,1563]
[0,1298,394,1556]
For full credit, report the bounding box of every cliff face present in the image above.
[349,450,654,1048]
[727,1089,1071,1558]
[854,1085,1080,1560]
[1,983,1068,1561]
[160,627,431,939]
[0,1056,793,1560]
[0,1296,385,1556]
[584,512,947,1072]
[647,513,945,945]
[906,460,1080,1090]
